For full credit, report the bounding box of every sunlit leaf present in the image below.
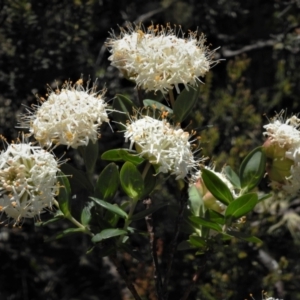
[239,147,266,192]
[202,169,234,205]
[101,149,144,165]
[92,228,127,243]
[225,193,258,222]
[188,185,205,217]
[223,166,241,189]
[120,162,144,201]
[90,197,128,219]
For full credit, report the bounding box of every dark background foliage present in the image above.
[1,0,300,299]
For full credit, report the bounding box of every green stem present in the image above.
[53,200,93,237]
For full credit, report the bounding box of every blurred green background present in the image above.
[0,0,300,299]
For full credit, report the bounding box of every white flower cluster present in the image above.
[106,23,216,94]
[263,112,300,196]
[124,115,199,179]
[0,142,59,224]
[22,80,109,149]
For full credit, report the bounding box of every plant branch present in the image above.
[110,254,142,300]
[163,182,189,299]
[144,198,164,299]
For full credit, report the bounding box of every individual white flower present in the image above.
[21,79,109,149]
[124,115,199,179]
[0,140,59,224]
[263,111,300,196]
[106,23,218,94]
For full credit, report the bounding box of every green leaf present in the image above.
[201,169,234,205]
[120,162,144,201]
[94,163,119,202]
[35,212,64,227]
[223,166,241,189]
[81,201,94,226]
[130,202,169,221]
[45,228,84,242]
[137,162,157,197]
[60,163,94,191]
[189,235,207,248]
[188,185,205,217]
[57,172,72,217]
[226,231,262,243]
[82,140,99,174]
[101,149,144,165]
[173,84,200,123]
[112,94,137,130]
[225,193,258,222]
[239,147,266,192]
[189,216,222,232]
[207,210,225,225]
[143,99,173,115]
[104,209,120,227]
[90,197,128,219]
[92,228,127,243]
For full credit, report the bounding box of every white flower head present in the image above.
[124,114,200,179]
[263,110,300,148]
[263,111,300,196]
[106,23,218,94]
[0,137,60,225]
[21,79,109,149]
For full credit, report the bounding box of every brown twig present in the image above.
[109,254,142,300]
[144,198,164,299]
[163,182,189,299]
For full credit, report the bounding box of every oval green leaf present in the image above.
[201,169,234,205]
[189,216,222,232]
[239,147,266,192]
[188,185,205,217]
[94,163,119,202]
[101,149,144,165]
[81,201,94,226]
[225,193,258,221]
[92,228,127,243]
[90,197,128,219]
[223,166,241,189]
[120,162,144,201]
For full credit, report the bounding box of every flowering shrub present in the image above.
[1,22,288,300]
